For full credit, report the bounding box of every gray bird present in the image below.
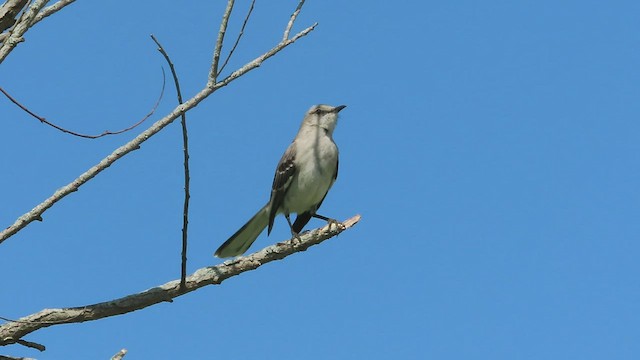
[214,104,346,258]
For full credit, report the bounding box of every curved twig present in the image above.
[150,34,190,290]
[0,71,165,139]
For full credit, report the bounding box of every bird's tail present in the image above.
[214,205,269,258]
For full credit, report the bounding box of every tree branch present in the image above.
[0,0,75,45]
[0,355,35,360]
[0,19,317,245]
[150,34,190,290]
[0,0,49,64]
[283,0,305,41]
[0,0,28,33]
[110,348,127,360]
[13,340,43,352]
[0,215,361,346]
[209,0,235,82]
[0,76,164,138]
[218,0,255,76]
[31,0,74,25]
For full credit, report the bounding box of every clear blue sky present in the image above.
[2,1,640,359]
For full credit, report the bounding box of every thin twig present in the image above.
[0,20,317,244]
[0,77,165,138]
[209,0,235,83]
[150,34,190,291]
[283,0,305,41]
[0,215,360,346]
[14,339,44,352]
[218,0,255,75]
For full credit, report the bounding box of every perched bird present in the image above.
[214,104,346,258]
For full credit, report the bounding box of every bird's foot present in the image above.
[326,218,344,231]
[290,230,302,246]
[312,214,344,231]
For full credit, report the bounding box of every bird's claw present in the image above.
[326,218,344,231]
[290,230,302,246]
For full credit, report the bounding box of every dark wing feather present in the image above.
[267,142,296,234]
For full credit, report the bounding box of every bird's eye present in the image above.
[314,108,322,115]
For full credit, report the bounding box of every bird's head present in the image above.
[303,104,347,136]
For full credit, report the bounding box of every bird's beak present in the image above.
[334,105,347,113]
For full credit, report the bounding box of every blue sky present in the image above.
[2,1,640,359]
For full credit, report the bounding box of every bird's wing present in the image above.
[267,142,297,234]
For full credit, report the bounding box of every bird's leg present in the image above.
[285,213,302,244]
[312,213,343,231]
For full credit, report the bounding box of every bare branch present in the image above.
[110,349,127,360]
[216,22,317,88]
[218,0,255,75]
[209,0,235,82]
[13,340,43,352]
[0,355,35,360]
[150,34,190,290]
[283,0,305,41]
[0,0,49,64]
[0,215,361,346]
[0,0,28,33]
[31,0,74,25]
[0,21,317,244]
[0,76,164,138]
[0,0,75,45]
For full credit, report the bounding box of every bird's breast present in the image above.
[283,137,338,213]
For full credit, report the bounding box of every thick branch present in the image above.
[0,0,28,33]
[0,22,317,245]
[0,0,49,64]
[0,0,75,44]
[0,215,360,346]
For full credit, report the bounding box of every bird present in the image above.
[214,104,346,258]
